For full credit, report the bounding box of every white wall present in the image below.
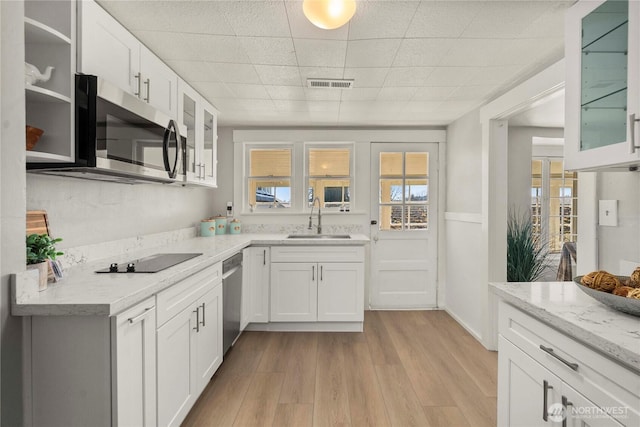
[443,109,484,340]
[26,176,216,249]
[596,172,640,273]
[1,1,26,424]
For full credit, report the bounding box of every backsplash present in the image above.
[241,223,367,235]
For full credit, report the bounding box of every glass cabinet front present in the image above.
[580,0,628,151]
[182,92,197,176]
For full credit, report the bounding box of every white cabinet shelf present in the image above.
[26,85,71,104]
[25,17,71,45]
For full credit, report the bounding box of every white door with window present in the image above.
[370,143,438,309]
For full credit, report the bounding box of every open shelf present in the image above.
[26,85,71,104]
[24,17,71,45]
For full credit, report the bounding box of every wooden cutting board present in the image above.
[27,210,50,236]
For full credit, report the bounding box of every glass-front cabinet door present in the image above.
[200,102,218,187]
[565,0,640,170]
[178,79,199,181]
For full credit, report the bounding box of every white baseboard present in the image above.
[244,322,363,332]
[442,306,485,346]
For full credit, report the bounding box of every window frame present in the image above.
[304,143,355,212]
[244,143,295,212]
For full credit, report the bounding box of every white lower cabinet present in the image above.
[29,297,157,427]
[157,264,223,427]
[497,301,639,427]
[242,246,270,326]
[270,246,364,323]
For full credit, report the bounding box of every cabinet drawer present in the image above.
[499,301,640,425]
[271,245,364,263]
[156,262,221,327]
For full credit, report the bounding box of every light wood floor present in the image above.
[182,311,497,427]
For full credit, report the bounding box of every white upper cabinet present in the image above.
[565,0,640,170]
[79,0,177,118]
[178,78,218,187]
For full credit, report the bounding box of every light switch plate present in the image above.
[598,200,618,226]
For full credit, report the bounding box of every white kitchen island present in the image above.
[491,281,640,427]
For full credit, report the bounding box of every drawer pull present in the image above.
[561,395,573,427]
[128,307,154,325]
[542,380,553,421]
[200,302,206,327]
[193,307,200,332]
[540,345,579,371]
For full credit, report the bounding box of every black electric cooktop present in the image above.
[96,253,202,273]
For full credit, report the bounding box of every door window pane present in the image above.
[380,206,403,231]
[405,205,428,230]
[380,152,403,176]
[405,179,428,202]
[405,152,428,176]
[380,179,403,203]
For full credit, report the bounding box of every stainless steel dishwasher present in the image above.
[222,252,242,354]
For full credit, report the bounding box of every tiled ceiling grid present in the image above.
[98,0,573,127]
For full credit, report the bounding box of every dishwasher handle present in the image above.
[222,265,241,280]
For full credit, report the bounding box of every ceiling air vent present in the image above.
[307,79,354,89]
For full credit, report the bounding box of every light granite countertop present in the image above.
[13,233,369,317]
[490,281,640,372]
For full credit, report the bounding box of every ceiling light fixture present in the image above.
[303,0,356,30]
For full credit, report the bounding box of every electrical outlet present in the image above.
[226,201,233,217]
[598,200,618,226]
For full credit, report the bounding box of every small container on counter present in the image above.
[214,216,227,235]
[229,219,242,234]
[200,219,216,237]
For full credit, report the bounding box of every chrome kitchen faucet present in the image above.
[309,197,322,234]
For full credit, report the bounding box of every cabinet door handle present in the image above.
[143,78,150,102]
[193,306,200,332]
[312,265,315,281]
[542,380,553,422]
[561,395,573,427]
[263,249,266,265]
[539,345,579,371]
[320,265,323,281]
[134,72,141,97]
[128,307,154,325]
[630,113,640,153]
[200,302,206,327]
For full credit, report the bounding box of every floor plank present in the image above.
[182,311,497,427]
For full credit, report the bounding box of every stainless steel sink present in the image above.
[287,234,351,239]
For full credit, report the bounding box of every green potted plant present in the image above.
[26,233,63,291]
[507,211,549,282]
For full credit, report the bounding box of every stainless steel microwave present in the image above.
[28,74,186,184]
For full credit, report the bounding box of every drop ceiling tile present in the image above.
[339,101,376,114]
[406,1,482,38]
[208,98,246,113]
[437,100,481,113]
[134,31,194,61]
[218,1,291,37]
[206,63,261,84]
[449,85,499,101]
[412,86,458,101]
[377,87,418,101]
[384,67,434,87]
[466,65,527,86]
[305,88,342,101]
[345,39,402,68]
[461,1,551,39]
[340,88,381,101]
[284,1,349,40]
[307,101,340,113]
[308,110,340,124]
[254,65,303,86]
[181,34,251,63]
[343,68,390,88]
[166,60,216,82]
[236,98,277,112]
[299,67,344,82]
[423,67,478,87]
[520,2,572,38]
[226,83,271,99]
[438,39,514,67]
[239,37,297,66]
[294,39,348,67]
[393,39,456,67]
[402,101,442,113]
[192,81,236,99]
[265,86,307,100]
[349,2,419,40]
[272,100,309,112]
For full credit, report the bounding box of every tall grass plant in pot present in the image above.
[26,233,63,291]
[507,211,549,282]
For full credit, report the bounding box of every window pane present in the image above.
[531,159,542,177]
[405,205,428,230]
[405,179,428,202]
[308,178,351,208]
[380,152,403,176]
[309,148,350,176]
[405,152,428,176]
[379,205,403,231]
[249,178,291,208]
[380,179,403,203]
[250,149,291,177]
